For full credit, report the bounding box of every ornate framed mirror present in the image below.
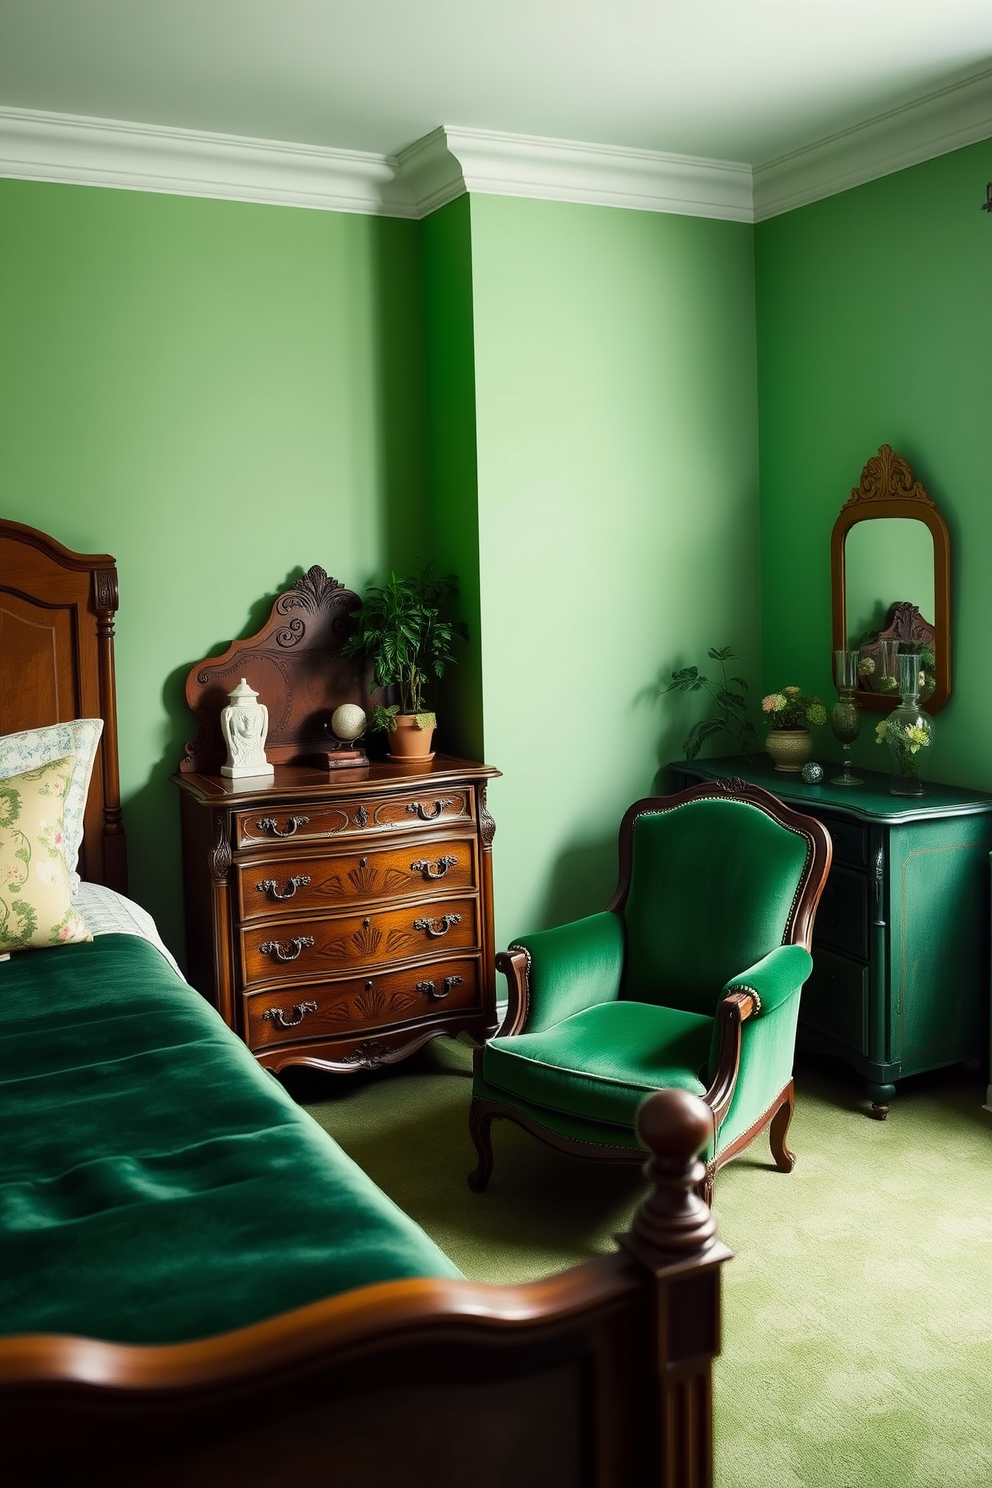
[830,446,951,713]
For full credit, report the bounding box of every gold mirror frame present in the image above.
[830,445,951,714]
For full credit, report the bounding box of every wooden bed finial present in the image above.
[626,1088,718,1261]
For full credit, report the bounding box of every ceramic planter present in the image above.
[387,713,436,762]
[765,728,813,773]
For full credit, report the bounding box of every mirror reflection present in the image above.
[845,518,936,702]
[830,445,951,714]
[845,519,934,644]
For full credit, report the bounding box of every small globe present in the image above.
[801,761,824,785]
[331,703,367,742]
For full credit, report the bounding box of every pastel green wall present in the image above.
[756,138,992,789]
[26,146,979,965]
[0,179,429,957]
[466,195,761,946]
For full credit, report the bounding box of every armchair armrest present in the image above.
[706,944,814,1123]
[722,944,813,1019]
[496,911,625,1037]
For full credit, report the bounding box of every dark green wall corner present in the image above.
[756,137,992,791]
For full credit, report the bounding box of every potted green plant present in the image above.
[342,566,465,761]
[761,686,827,772]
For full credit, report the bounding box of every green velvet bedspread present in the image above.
[0,936,461,1345]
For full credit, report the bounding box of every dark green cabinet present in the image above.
[668,757,992,1115]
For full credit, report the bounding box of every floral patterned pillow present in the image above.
[0,720,103,896]
[0,756,92,952]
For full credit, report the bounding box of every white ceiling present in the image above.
[2,0,992,167]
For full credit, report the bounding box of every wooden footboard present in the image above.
[0,1088,730,1488]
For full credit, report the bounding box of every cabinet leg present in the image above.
[867,1081,896,1119]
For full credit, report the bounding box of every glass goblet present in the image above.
[876,638,900,697]
[831,649,863,785]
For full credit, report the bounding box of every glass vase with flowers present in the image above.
[875,653,934,796]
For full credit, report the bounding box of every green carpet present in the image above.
[293,1043,992,1488]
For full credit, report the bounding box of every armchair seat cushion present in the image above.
[483,1001,712,1130]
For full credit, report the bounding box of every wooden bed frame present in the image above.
[0,518,126,892]
[0,519,732,1488]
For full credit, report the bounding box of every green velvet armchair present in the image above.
[469,779,832,1202]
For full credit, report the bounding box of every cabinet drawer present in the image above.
[235,837,478,921]
[815,812,868,868]
[800,949,869,1056]
[244,957,482,1053]
[233,787,474,848]
[239,896,480,987]
[812,864,869,960]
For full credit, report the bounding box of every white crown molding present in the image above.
[393,129,464,216]
[754,66,992,221]
[398,126,753,222]
[3,66,990,228]
[0,106,418,217]
[0,107,754,223]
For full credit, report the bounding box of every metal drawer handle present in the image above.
[262,999,318,1028]
[406,798,454,822]
[413,914,462,939]
[411,855,457,881]
[256,815,310,837]
[416,976,463,1001]
[259,935,316,962]
[256,875,311,901]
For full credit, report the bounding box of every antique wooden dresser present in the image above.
[668,755,992,1115]
[174,565,499,1074]
[175,758,499,1072]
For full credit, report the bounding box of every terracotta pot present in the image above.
[387,713,436,762]
[765,728,813,773]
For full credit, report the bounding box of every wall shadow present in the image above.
[531,834,620,934]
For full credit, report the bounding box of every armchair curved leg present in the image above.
[468,1098,496,1192]
[769,1081,797,1174]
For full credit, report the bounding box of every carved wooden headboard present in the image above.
[0,518,127,891]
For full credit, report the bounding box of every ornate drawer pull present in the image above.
[413,914,462,939]
[416,975,463,1001]
[406,798,454,822]
[259,935,316,962]
[262,999,318,1028]
[256,875,311,901]
[411,855,458,881]
[255,815,310,837]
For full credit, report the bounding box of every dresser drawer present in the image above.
[233,787,474,848]
[814,811,869,868]
[800,949,869,1056]
[812,864,869,960]
[239,895,480,987]
[244,957,483,1053]
[235,837,478,921]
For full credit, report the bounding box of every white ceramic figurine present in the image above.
[221,678,274,778]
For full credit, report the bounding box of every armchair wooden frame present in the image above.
[470,779,832,1203]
